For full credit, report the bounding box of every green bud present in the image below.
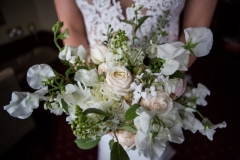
[73,131,77,135]
[133,65,146,75]
[52,21,63,33]
[139,5,144,10]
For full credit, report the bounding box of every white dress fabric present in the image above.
[75,0,186,159]
[76,0,186,46]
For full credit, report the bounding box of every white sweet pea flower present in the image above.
[74,69,99,87]
[134,107,168,159]
[184,27,213,57]
[4,87,48,119]
[174,102,204,133]
[77,45,88,62]
[157,42,189,75]
[199,118,227,141]
[57,83,92,110]
[168,123,184,144]
[59,44,87,63]
[192,83,210,106]
[90,44,107,64]
[27,64,55,89]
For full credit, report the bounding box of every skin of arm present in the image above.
[179,0,218,68]
[53,0,89,48]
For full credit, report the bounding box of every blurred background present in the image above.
[0,0,239,160]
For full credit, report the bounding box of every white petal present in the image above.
[4,91,40,119]
[161,60,180,75]
[168,123,184,144]
[77,45,87,61]
[184,27,213,57]
[27,64,55,89]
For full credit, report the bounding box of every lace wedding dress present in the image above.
[75,0,186,159]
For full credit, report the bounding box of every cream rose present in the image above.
[114,130,135,150]
[98,62,109,75]
[140,91,173,116]
[90,44,107,64]
[105,66,132,95]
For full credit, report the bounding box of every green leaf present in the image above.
[109,139,114,150]
[61,99,69,114]
[52,21,63,33]
[82,108,110,121]
[118,125,136,131]
[75,137,101,150]
[125,104,140,121]
[123,20,134,25]
[169,70,185,79]
[57,28,69,40]
[134,16,150,33]
[110,142,130,160]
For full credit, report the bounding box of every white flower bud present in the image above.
[90,44,107,64]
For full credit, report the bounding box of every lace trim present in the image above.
[76,0,186,46]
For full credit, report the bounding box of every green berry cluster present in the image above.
[70,106,107,139]
[110,29,129,53]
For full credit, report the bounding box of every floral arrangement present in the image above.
[4,5,226,160]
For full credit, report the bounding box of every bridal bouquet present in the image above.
[4,5,226,160]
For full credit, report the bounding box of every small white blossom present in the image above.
[141,86,156,99]
[49,102,63,115]
[131,82,143,104]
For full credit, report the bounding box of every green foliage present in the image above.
[110,142,130,160]
[184,38,198,54]
[169,70,185,79]
[109,139,114,150]
[61,99,69,114]
[134,16,150,34]
[75,136,101,150]
[52,21,69,51]
[82,108,110,121]
[125,104,141,121]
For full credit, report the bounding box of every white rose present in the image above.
[98,62,109,75]
[90,44,107,64]
[184,27,213,57]
[140,91,173,116]
[114,130,135,150]
[105,66,132,95]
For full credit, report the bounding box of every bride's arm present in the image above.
[53,0,89,48]
[179,0,218,68]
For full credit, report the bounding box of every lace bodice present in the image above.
[75,0,186,46]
